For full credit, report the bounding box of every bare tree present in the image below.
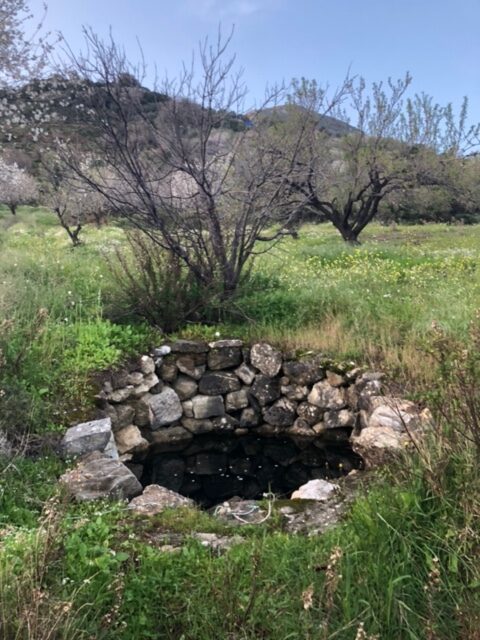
[0,156,38,214]
[40,159,111,246]
[288,75,479,243]
[57,29,346,301]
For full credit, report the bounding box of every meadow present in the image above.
[0,207,479,639]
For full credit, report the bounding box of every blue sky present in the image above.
[30,0,479,122]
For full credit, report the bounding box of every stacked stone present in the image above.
[91,339,378,462]
[59,339,432,503]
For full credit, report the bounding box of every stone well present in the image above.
[59,339,431,505]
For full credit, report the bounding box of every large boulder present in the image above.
[128,484,194,515]
[351,427,406,468]
[59,452,142,501]
[60,418,118,460]
[250,343,282,377]
[360,396,428,432]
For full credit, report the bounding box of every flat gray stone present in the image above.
[150,426,193,448]
[60,418,118,460]
[282,361,324,386]
[208,339,244,349]
[207,345,243,370]
[146,387,183,429]
[198,372,241,395]
[169,340,209,354]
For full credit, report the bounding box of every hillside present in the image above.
[0,76,355,167]
[253,103,357,136]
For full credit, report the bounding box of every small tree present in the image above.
[57,30,346,303]
[40,159,111,246]
[288,76,478,243]
[0,157,38,214]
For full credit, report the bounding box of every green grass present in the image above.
[2,455,478,639]
[0,206,156,438]
[1,210,479,638]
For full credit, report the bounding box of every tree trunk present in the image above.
[335,221,361,245]
[9,204,17,215]
[68,225,83,247]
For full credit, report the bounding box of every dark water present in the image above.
[140,432,362,507]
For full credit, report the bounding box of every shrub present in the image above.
[108,232,207,332]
